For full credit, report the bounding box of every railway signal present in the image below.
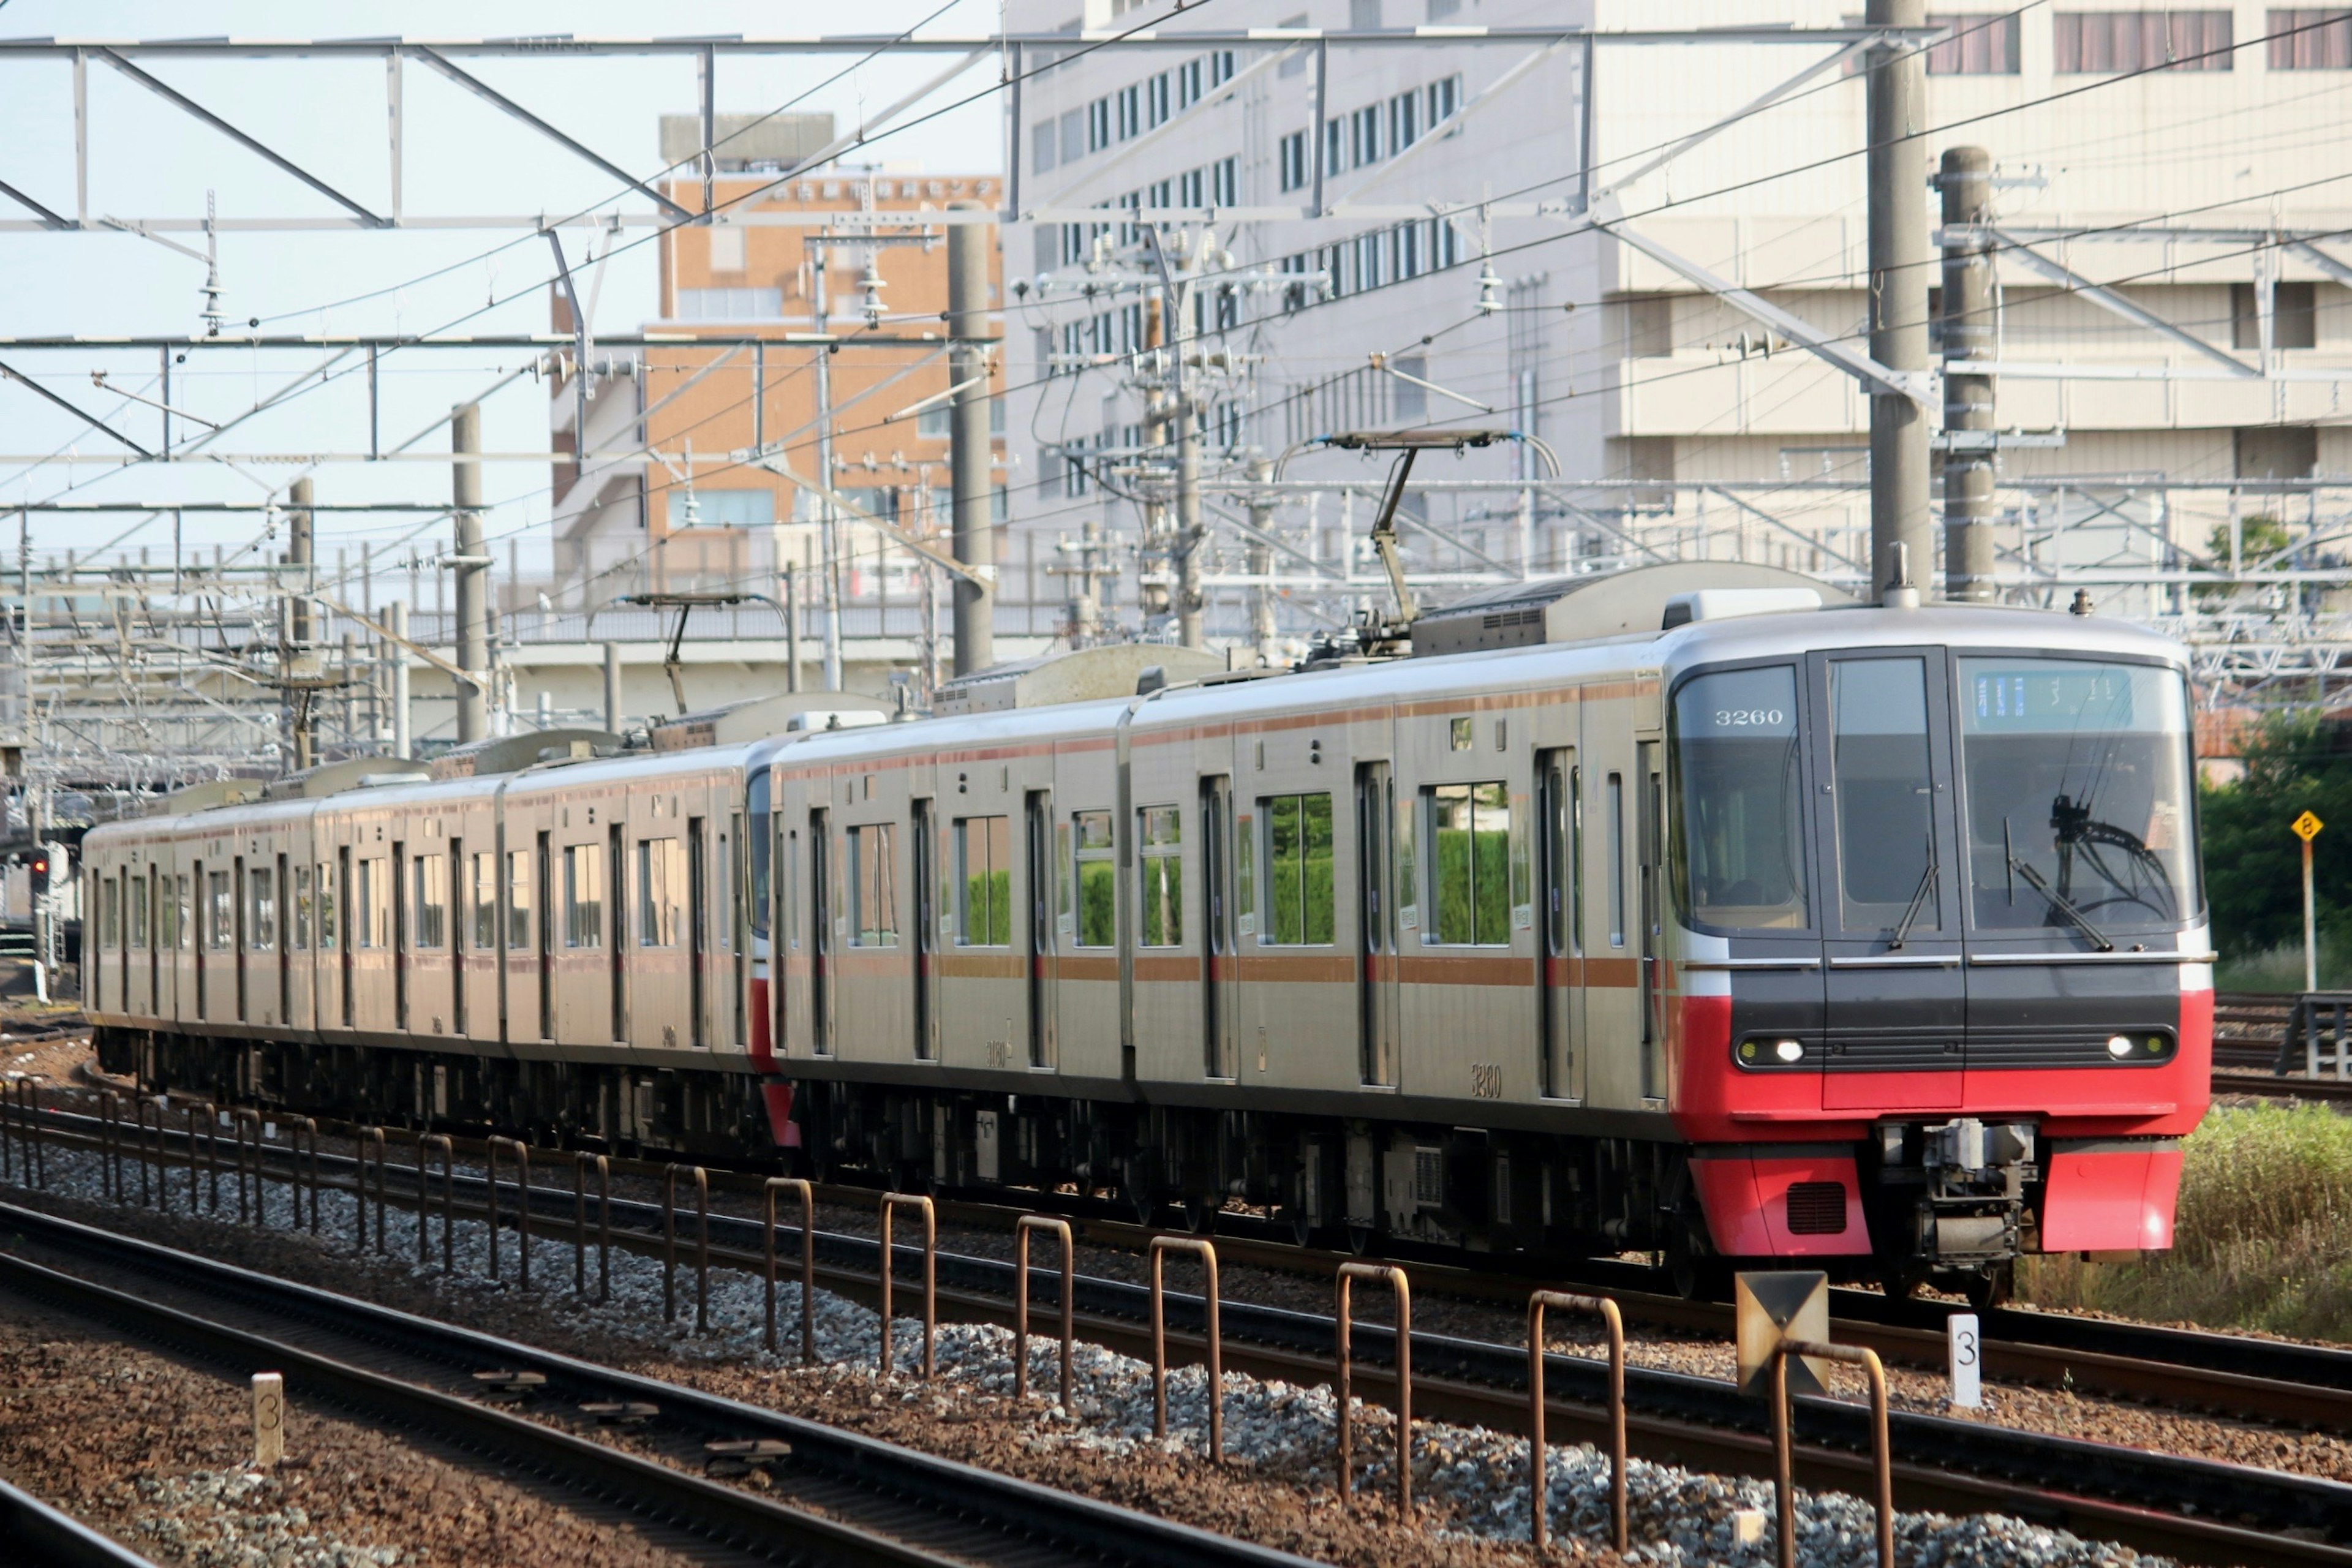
[2296,810,2325,993]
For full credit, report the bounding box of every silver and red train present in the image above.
[83,566,2209,1300]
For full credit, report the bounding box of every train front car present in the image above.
[1665,607,2207,1304]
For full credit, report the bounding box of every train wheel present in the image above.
[1345,1223,1378,1257]
[1667,1216,1732,1302]
[1880,1262,1932,1302]
[1177,1198,1216,1235]
[1958,1262,2014,1312]
[1284,1210,1314,1248]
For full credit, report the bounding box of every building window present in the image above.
[1279,130,1309,192]
[1926,13,2022,73]
[846,824,897,947]
[1138,805,1183,947]
[955,816,1011,945]
[1087,97,1113,153]
[1212,156,1237,206]
[1260,793,1335,944]
[676,287,784,320]
[1148,72,1172,124]
[666,488,775,530]
[506,849,533,950]
[1177,57,1203,107]
[1059,109,1085,164]
[247,865,276,952]
[1427,782,1510,945]
[1117,85,1141,140]
[1387,89,1422,153]
[2270,9,2352,67]
[1324,116,1347,176]
[1351,105,1382,167]
[1427,74,1462,124]
[2053,10,2234,72]
[1209,49,1235,85]
[564,843,603,949]
[2233,281,2318,349]
[2235,425,2319,478]
[636,837,685,948]
[1031,119,1058,175]
[1055,810,1110,949]
[410,853,447,950]
[1618,294,1675,358]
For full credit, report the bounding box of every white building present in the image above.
[1001,0,2352,655]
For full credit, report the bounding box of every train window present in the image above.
[247,865,276,952]
[290,867,311,952]
[1670,665,1809,931]
[506,850,533,949]
[636,837,686,947]
[176,875,192,951]
[719,826,733,952]
[748,771,772,943]
[129,875,149,951]
[1259,793,1335,944]
[207,870,233,951]
[410,854,447,949]
[468,853,495,951]
[1830,658,1938,931]
[956,816,1012,946]
[564,844,604,949]
[1607,777,1626,948]
[100,876,119,951]
[1956,658,2197,930]
[1235,807,1255,937]
[1137,805,1183,948]
[1428,782,1510,944]
[316,864,337,953]
[1073,810,1115,947]
[847,824,900,948]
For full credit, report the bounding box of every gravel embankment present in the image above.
[0,1133,2201,1568]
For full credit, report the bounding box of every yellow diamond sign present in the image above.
[2294,810,2325,842]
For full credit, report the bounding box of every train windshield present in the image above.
[1670,664,1811,930]
[748,767,772,941]
[1958,658,2198,932]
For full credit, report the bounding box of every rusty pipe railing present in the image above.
[96,1089,123,1202]
[1771,1339,1893,1568]
[486,1136,532,1288]
[1528,1290,1627,1555]
[229,1107,265,1223]
[356,1126,387,1254]
[763,1177,815,1363]
[284,1115,319,1232]
[877,1192,935,1381]
[663,1164,711,1332]
[186,1098,217,1212]
[1147,1236,1221,1461]
[1014,1215,1075,1410]
[1335,1261,1411,1515]
[134,1095,164,1208]
[575,1152,611,1302]
[410,1133,450,1271]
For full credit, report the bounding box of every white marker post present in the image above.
[252,1371,285,1468]
[1948,1313,1982,1409]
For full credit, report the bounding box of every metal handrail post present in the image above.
[1528,1290,1627,1555]
[1014,1214,1075,1409]
[877,1192,937,1380]
[662,1164,711,1332]
[1336,1261,1412,1514]
[1147,1236,1222,1461]
[1772,1339,1894,1568]
[421,1134,454,1272]
[576,1152,612,1302]
[286,1116,318,1232]
[488,1137,531,1289]
[763,1177,816,1363]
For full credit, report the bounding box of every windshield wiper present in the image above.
[1888,859,1938,950]
[2010,855,2115,951]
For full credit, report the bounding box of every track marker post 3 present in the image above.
[1013,1214,1074,1409]
[877,1192,937,1380]
[1147,1236,1222,1461]
[1948,1311,1981,1408]
[1335,1261,1412,1514]
[762,1177,815,1363]
[251,1372,285,1468]
[663,1165,711,1333]
[1527,1289,1627,1555]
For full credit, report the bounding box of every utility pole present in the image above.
[783,561,801,693]
[948,200,997,677]
[1940,145,1997,602]
[812,244,843,692]
[388,600,412,760]
[1047,521,1118,647]
[1246,459,1278,665]
[1139,297,1172,628]
[602,641,623,734]
[1866,0,1932,602]
[283,478,317,770]
[1167,234,1206,649]
[451,402,489,739]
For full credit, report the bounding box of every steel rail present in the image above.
[0,1202,1319,1568]
[0,1474,160,1568]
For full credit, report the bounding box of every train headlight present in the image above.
[1774,1038,1805,1064]
[2106,1034,2133,1059]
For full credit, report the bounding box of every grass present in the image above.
[2019,1101,2352,1341]
[2214,933,2352,992]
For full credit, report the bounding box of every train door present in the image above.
[146,865,161,1016]
[276,851,293,1027]
[912,798,938,1061]
[1537,748,1585,1101]
[534,831,554,1041]
[1201,775,1238,1079]
[1026,791,1058,1069]
[1354,761,1398,1087]
[608,824,627,1042]
[336,848,353,1028]
[810,808,834,1055]
[1809,649,1966,1111]
[449,840,467,1037]
[391,842,410,1031]
[688,816,709,1049]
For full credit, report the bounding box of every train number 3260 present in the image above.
[1469,1063,1503,1099]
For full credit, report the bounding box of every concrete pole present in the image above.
[451,402,489,739]
[1140,298,1170,627]
[1866,0,1932,602]
[388,600,412,760]
[339,630,356,747]
[948,200,997,676]
[287,477,315,771]
[812,252,843,692]
[1172,246,1205,649]
[288,478,314,648]
[1246,459,1278,665]
[602,641,623,735]
[1940,145,1997,602]
[783,561,802,693]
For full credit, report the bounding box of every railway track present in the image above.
[0,1200,1318,1568]
[7,1118,2352,1567]
[0,1474,159,1568]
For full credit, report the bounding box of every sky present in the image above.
[0,1,1014,577]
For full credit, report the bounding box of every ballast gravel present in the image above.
[0,1127,2204,1568]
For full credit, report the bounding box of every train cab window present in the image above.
[1137,806,1183,948]
[410,854,447,949]
[1259,793,1335,944]
[847,824,899,947]
[206,870,233,951]
[506,850,533,949]
[316,864,337,952]
[1670,665,1809,931]
[290,867,311,952]
[564,844,604,949]
[636,837,685,947]
[1830,658,1939,932]
[956,816,1011,946]
[1073,811,1116,947]
[1427,782,1510,944]
[1956,658,2198,931]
